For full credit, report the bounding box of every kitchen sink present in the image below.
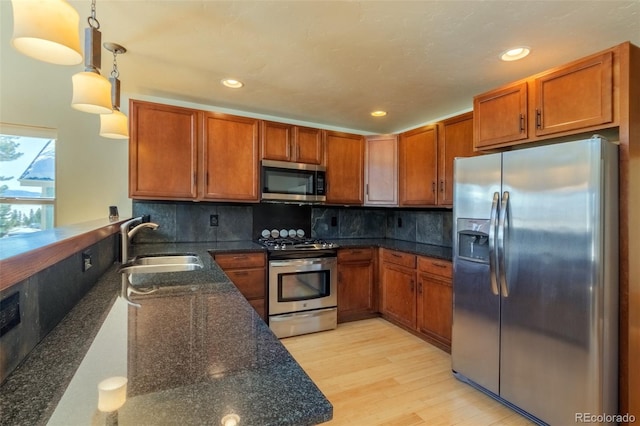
[119,253,204,274]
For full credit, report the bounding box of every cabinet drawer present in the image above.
[338,247,374,262]
[382,249,416,268]
[214,252,265,269]
[225,269,265,299]
[418,257,452,280]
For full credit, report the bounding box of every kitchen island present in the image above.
[0,242,332,426]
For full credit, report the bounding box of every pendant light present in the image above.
[10,0,82,65]
[71,0,112,114]
[100,43,129,139]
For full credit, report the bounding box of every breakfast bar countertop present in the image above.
[0,243,332,426]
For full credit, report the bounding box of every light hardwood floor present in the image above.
[281,318,535,426]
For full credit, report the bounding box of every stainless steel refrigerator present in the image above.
[451,136,619,425]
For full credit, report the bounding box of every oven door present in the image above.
[268,257,337,315]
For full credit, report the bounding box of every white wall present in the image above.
[0,1,131,226]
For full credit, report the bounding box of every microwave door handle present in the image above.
[488,191,500,296]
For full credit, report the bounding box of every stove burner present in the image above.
[257,236,339,251]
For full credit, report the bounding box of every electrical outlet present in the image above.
[82,252,93,272]
[210,214,219,227]
[331,216,337,227]
[397,217,403,228]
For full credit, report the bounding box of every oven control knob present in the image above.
[321,242,327,248]
[274,244,280,250]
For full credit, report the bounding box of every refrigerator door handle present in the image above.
[488,191,500,296]
[498,191,510,297]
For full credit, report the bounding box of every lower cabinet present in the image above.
[337,248,377,322]
[380,248,453,352]
[213,252,266,320]
[417,257,453,352]
[380,249,416,329]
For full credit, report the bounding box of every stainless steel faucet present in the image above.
[120,217,159,263]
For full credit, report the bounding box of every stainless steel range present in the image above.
[258,229,338,338]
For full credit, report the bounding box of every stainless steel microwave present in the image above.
[261,160,326,202]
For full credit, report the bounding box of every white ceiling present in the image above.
[49,1,640,133]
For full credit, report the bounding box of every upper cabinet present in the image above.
[364,134,398,206]
[437,112,475,206]
[202,112,260,202]
[129,100,199,200]
[474,49,615,150]
[325,130,364,205]
[261,121,324,165]
[129,100,259,202]
[399,124,438,206]
[533,51,613,137]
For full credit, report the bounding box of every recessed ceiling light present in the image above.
[371,110,387,117]
[500,46,530,62]
[221,78,244,89]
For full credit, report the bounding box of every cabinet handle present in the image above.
[439,180,444,193]
[287,141,292,159]
[232,271,249,276]
[519,114,525,133]
[418,282,423,294]
[232,255,248,260]
[432,262,447,268]
[391,253,402,258]
[410,280,415,291]
[432,181,436,193]
[366,183,369,196]
[536,109,542,129]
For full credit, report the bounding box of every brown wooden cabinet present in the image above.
[533,51,613,137]
[380,249,417,329]
[325,130,364,204]
[437,112,476,206]
[260,121,324,165]
[202,112,260,202]
[129,100,199,200]
[129,100,260,202]
[399,124,438,206]
[474,49,615,150]
[337,248,376,322]
[213,252,266,319]
[416,256,452,352]
[364,134,398,206]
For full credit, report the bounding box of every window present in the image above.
[0,124,56,238]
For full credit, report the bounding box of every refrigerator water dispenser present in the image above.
[457,218,490,263]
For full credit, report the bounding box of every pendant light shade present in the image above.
[100,110,128,139]
[71,70,113,114]
[100,43,129,139]
[11,0,82,65]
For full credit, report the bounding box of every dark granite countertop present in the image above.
[0,244,332,426]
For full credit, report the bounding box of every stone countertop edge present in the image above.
[0,244,333,426]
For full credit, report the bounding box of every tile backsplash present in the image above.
[133,201,452,247]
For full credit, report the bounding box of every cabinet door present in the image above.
[325,131,364,204]
[417,273,452,351]
[202,113,260,201]
[380,262,416,329]
[261,121,292,162]
[364,135,398,206]
[473,82,528,149]
[534,51,613,136]
[129,100,198,199]
[437,112,475,206]
[338,255,375,322]
[294,126,324,164]
[399,125,437,206]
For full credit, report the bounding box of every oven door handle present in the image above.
[270,307,337,321]
[269,258,334,267]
